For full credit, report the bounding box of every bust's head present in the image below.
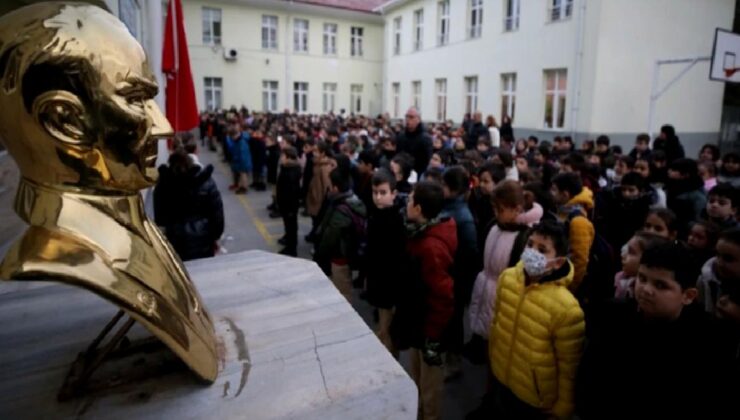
[0,2,172,193]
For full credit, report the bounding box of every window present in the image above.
[412,81,421,111]
[323,83,337,112]
[549,0,573,22]
[204,77,223,111]
[501,73,516,121]
[120,0,142,40]
[202,7,222,44]
[351,84,363,114]
[294,19,309,52]
[351,27,364,57]
[323,23,337,55]
[544,69,567,129]
[393,17,402,55]
[438,1,450,46]
[392,83,400,118]
[469,0,483,39]
[464,76,478,114]
[435,78,447,121]
[262,15,278,49]
[504,0,520,31]
[294,82,308,113]
[262,81,278,112]
[413,9,424,51]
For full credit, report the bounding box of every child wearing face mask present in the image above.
[364,169,407,357]
[487,221,584,419]
[614,232,668,299]
[466,181,532,365]
[577,242,727,419]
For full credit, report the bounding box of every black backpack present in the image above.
[336,203,367,270]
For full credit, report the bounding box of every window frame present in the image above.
[412,81,421,112]
[435,78,447,121]
[293,82,308,113]
[504,0,520,32]
[351,26,364,57]
[202,7,222,45]
[469,0,483,39]
[548,0,573,22]
[392,82,400,118]
[501,73,516,121]
[543,69,567,129]
[413,9,424,51]
[464,76,478,115]
[262,15,278,50]
[323,23,337,55]
[262,80,278,112]
[323,83,337,113]
[393,17,402,55]
[438,1,450,46]
[350,84,363,114]
[204,77,223,111]
[293,18,309,53]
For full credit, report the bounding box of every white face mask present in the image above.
[521,247,552,277]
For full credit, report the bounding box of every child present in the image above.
[392,181,457,420]
[468,163,507,249]
[665,158,706,238]
[306,142,336,243]
[633,157,667,207]
[577,242,722,419]
[249,128,267,191]
[705,183,739,230]
[476,137,492,160]
[365,169,407,357]
[598,172,652,253]
[313,167,367,301]
[642,208,679,240]
[301,138,316,213]
[628,133,652,161]
[551,172,595,291]
[489,221,584,419]
[687,220,720,276]
[614,232,667,299]
[229,125,252,194]
[355,150,377,211]
[612,155,635,185]
[276,147,302,256]
[265,134,280,184]
[390,152,414,194]
[697,227,740,316]
[698,160,718,192]
[718,151,740,188]
[467,181,529,364]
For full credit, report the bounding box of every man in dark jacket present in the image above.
[154,149,224,261]
[276,147,302,256]
[396,107,433,177]
[652,124,685,164]
[465,112,490,150]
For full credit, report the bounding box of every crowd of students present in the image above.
[184,107,740,419]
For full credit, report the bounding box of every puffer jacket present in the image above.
[558,188,595,291]
[229,133,252,173]
[489,261,585,419]
[469,224,527,338]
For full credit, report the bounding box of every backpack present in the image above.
[565,208,618,306]
[336,203,367,270]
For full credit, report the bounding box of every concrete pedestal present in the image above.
[0,251,417,419]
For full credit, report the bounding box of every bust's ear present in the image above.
[31,90,90,146]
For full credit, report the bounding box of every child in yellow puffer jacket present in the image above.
[488,221,585,419]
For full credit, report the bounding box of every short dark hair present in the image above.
[617,155,636,169]
[493,180,525,209]
[690,220,721,249]
[639,242,699,290]
[700,144,720,161]
[620,171,646,190]
[530,221,569,257]
[442,165,470,196]
[610,145,623,155]
[552,172,583,197]
[596,135,610,146]
[496,151,514,168]
[646,208,679,234]
[424,167,444,183]
[528,135,539,144]
[719,227,740,247]
[358,150,378,167]
[391,152,414,180]
[371,167,397,190]
[636,133,650,144]
[317,141,334,157]
[329,167,351,193]
[537,143,552,158]
[708,183,739,209]
[478,162,507,184]
[282,146,298,160]
[412,181,445,219]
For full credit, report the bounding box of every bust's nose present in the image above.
[147,100,173,139]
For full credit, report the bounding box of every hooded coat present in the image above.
[154,164,224,261]
[557,188,595,290]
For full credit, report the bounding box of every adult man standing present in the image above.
[396,107,433,177]
[465,112,489,150]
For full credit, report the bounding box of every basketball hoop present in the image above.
[710,28,740,83]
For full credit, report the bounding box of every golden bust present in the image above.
[0,2,218,382]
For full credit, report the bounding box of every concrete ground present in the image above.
[0,147,485,420]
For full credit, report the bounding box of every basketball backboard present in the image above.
[710,28,740,82]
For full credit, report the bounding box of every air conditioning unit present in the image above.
[223,48,238,61]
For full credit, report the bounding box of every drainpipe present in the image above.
[285,1,293,112]
[570,0,586,142]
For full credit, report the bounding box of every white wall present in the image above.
[183,0,384,115]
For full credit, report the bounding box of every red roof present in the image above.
[290,0,387,14]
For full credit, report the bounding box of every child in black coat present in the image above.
[276,147,302,256]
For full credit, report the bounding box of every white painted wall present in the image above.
[381,0,734,149]
[183,0,384,115]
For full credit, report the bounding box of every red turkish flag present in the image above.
[162,0,199,132]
